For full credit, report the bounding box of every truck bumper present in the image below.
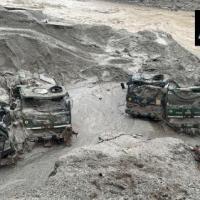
[125,105,162,121]
[26,124,71,130]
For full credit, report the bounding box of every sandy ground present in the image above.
[1,0,199,58]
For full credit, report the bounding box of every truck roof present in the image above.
[128,73,166,82]
[19,85,68,99]
[127,73,168,87]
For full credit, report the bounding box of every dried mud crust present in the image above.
[0,9,199,86]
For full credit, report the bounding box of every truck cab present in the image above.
[20,86,71,129]
[12,71,73,143]
[125,73,167,120]
[165,86,200,135]
[0,103,15,166]
[123,72,200,135]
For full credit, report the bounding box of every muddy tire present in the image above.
[62,127,73,146]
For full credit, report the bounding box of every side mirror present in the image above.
[121,83,125,89]
[70,98,73,109]
[65,98,73,109]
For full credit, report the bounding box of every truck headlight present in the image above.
[4,140,11,151]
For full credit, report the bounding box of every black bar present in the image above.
[195,10,200,46]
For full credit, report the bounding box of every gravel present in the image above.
[7,136,200,200]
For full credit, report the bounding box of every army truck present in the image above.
[0,103,16,166]
[0,126,15,166]
[124,73,168,120]
[164,86,200,135]
[12,71,73,145]
[122,72,200,135]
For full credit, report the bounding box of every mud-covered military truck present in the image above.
[11,71,73,145]
[165,86,200,135]
[0,103,16,166]
[122,72,200,135]
[0,126,15,166]
[124,73,167,120]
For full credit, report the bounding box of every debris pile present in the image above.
[10,136,200,200]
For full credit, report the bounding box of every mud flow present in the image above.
[1,0,199,58]
[0,1,199,199]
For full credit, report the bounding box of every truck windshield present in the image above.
[22,97,67,112]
